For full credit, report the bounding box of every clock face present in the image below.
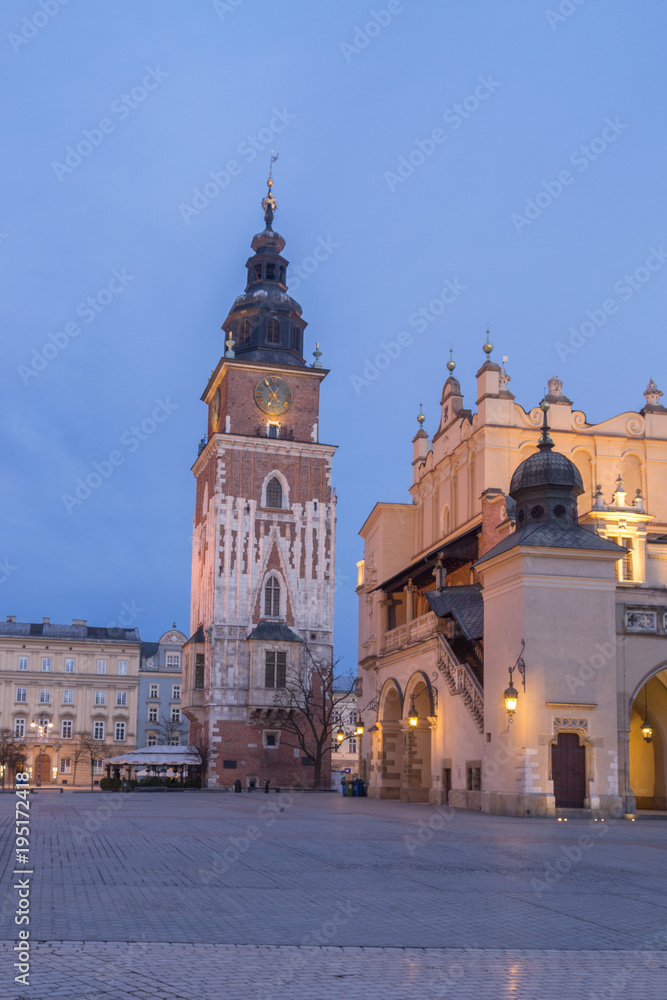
[211,388,221,430]
[254,375,293,415]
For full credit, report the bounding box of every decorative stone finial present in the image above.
[644,378,663,406]
[633,487,646,513]
[537,396,554,451]
[499,355,511,391]
[312,342,322,368]
[225,332,235,358]
[446,348,456,374]
[612,474,627,507]
[548,375,563,396]
[593,484,605,510]
[483,328,493,361]
[261,152,278,227]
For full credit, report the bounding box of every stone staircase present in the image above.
[436,632,484,732]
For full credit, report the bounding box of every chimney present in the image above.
[72,619,87,626]
[6,615,16,623]
[42,617,50,625]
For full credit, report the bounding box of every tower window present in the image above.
[239,319,251,344]
[292,327,300,350]
[268,424,278,438]
[267,318,280,344]
[265,651,286,688]
[266,262,275,280]
[254,263,262,280]
[279,266,285,283]
[266,477,283,508]
[264,577,281,617]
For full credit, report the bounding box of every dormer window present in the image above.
[266,262,276,280]
[267,318,280,344]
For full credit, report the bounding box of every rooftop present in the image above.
[0,618,141,643]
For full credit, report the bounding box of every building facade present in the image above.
[181,179,336,790]
[331,688,361,783]
[138,627,188,748]
[357,347,667,816]
[0,617,140,786]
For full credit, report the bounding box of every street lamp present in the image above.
[641,685,653,743]
[335,726,345,745]
[504,640,526,722]
[408,696,418,727]
[355,721,364,737]
[30,720,54,786]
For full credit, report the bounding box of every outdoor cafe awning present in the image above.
[104,745,201,767]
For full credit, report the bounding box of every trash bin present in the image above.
[234,779,242,793]
[340,775,347,797]
[352,778,360,797]
[345,779,354,797]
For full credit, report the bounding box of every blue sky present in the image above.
[1,0,666,672]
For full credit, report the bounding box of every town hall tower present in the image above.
[182,177,337,788]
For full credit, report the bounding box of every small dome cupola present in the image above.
[219,161,308,367]
[510,398,583,529]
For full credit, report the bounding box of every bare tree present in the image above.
[188,737,214,786]
[0,728,27,788]
[273,645,356,790]
[156,714,184,745]
[72,732,112,789]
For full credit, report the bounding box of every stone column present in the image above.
[405,579,416,622]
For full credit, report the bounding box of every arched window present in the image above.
[264,577,280,617]
[266,477,282,508]
[253,263,262,281]
[267,318,280,344]
[279,266,286,284]
[238,319,251,344]
[292,326,300,350]
[266,262,276,280]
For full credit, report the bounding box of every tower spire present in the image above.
[537,395,554,451]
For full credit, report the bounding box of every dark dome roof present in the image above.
[510,449,583,496]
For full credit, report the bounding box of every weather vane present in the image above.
[262,151,279,215]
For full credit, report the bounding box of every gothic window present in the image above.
[265,651,286,688]
[238,319,251,344]
[292,326,300,350]
[264,577,281,617]
[254,263,262,280]
[266,262,276,280]
[266,477,283,508]
[267,318,280,344]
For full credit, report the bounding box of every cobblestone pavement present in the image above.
[0,791,665,997]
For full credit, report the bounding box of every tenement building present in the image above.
[181,178,336,789]
[356,343,667,816]
[138,626,188,748]
[0,617,140,786]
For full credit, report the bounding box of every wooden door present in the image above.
[552,733,586,808]
[36,753,52,784]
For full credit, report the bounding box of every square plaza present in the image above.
[0,791,665,998]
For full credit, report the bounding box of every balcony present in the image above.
[383,612,438,652]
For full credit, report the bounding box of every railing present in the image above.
[383,612,438,652]
[436,633,484,733]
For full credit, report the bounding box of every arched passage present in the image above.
[369,680,403,800]
[629,667,667,810]
[402,673,435,803]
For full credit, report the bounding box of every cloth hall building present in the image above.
[356,346,667,816]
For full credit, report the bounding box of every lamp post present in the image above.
[30,720,53,786]
[641,685,653,743]
[355,719,364,779]
[504,640,526,722]
[408,695,418,727]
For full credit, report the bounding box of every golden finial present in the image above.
[446,348,456,374]
[417,402,426,428]
[483,327,493,360]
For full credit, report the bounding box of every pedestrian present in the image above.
[264,778,270,794]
